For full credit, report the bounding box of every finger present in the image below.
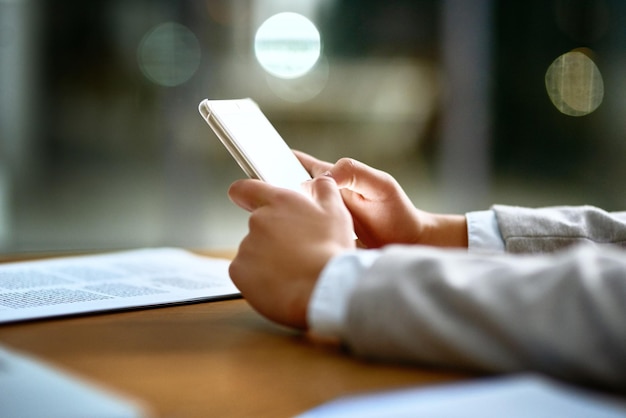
[228,179,275,212]
[294,150,333,177]
[329,157,396,200]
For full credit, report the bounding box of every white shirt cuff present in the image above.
[466,209,506,253]
[307,249,381,338]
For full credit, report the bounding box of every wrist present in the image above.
[422,213,468,248]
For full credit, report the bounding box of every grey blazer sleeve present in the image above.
[343,244,626,390]
[492,204,626,253]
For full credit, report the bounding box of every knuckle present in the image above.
[336,157,357,170]
[271,188,294,206]
[228,259,243,282]
[248,212,263,231]
[334,158,359,188]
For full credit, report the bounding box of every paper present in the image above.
[0,344,149,418]
[297,374,626,418]
[0,248,239,323]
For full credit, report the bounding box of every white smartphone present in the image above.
[198,98,311,193]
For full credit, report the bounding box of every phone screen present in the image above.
[199,99,311,193]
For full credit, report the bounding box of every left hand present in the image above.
[295,151,468,249]
[227,175,356,329]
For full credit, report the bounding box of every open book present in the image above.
[0,248,239,323]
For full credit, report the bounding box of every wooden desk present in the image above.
[0,251,468,417]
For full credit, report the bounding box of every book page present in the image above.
[0,248,239,323]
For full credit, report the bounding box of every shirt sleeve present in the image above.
[308,210,504,337]
[343,244,626,389]
[466,210,505,253]
[307,249,381,338]
[492,204,626,253]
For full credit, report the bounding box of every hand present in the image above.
[228,175,356,329]
[295,151,468,249]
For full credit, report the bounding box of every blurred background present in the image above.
[1,0,625,253]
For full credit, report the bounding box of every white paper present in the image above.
[0,344,149,418]
[0,248,239,323]
[297,374,626,418]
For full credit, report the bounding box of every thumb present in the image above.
[328,158,394,200]
[308,174,344,210]
[228,179,272,212]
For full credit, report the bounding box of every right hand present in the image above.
[295,151,468,249]
[227,175,355,329]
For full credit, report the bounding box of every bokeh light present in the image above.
[138,22,201,87]
[545,50,604,117]
[265,55,329,102]
[254,12,321,79]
